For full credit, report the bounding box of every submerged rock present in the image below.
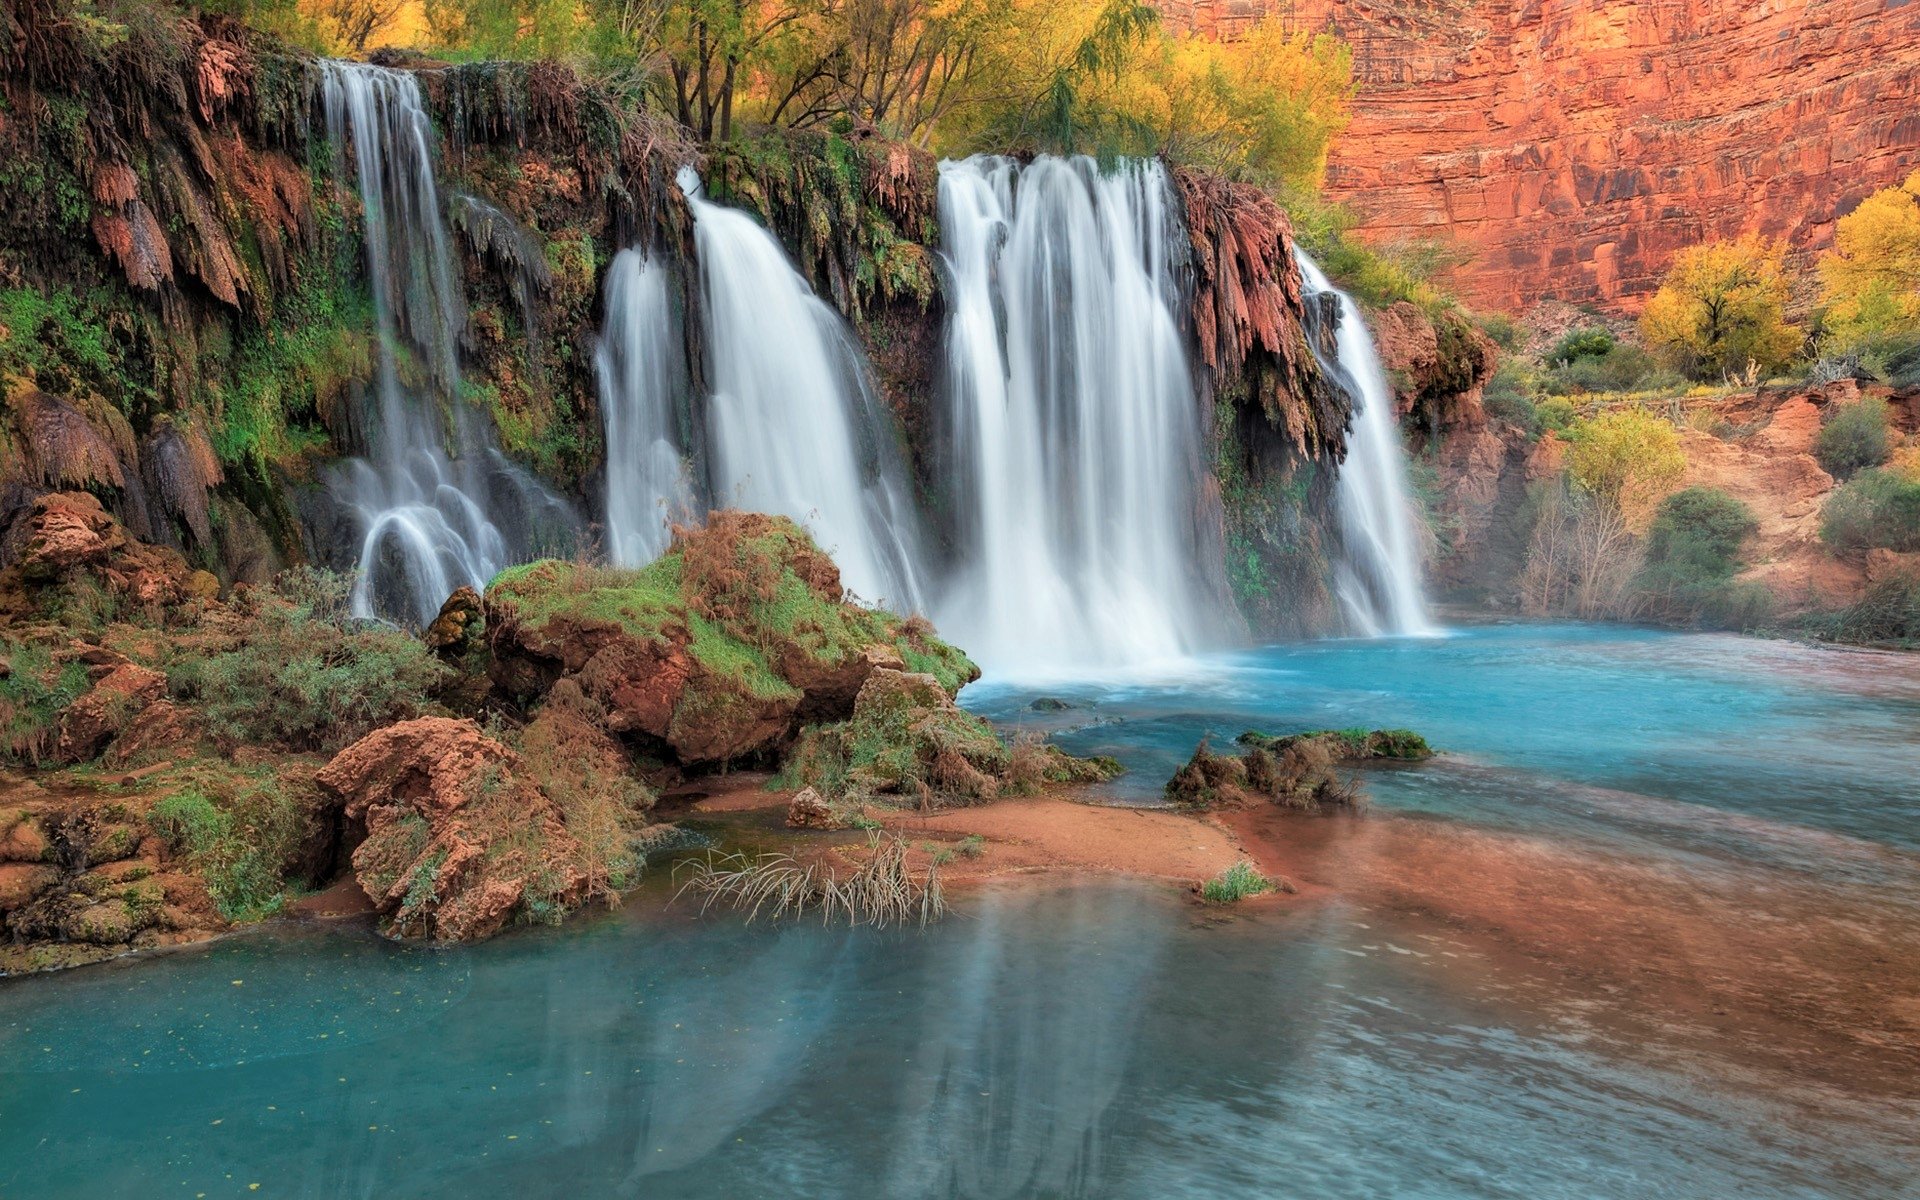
[1237,728,1434,762]
[1164,726,1431,813]
[486,513,977,766]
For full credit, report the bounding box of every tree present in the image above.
[320,0,406,52]
[1562,407,1686,530]
[1639,235,1801,380]
[1819,170,1920,352]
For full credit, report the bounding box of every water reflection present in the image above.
[4,880,1916,1199]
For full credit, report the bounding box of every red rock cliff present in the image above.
[1163,0,1920,313]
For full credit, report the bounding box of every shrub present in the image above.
[148,775,309,921]
[1815,396,1892,480]
[1645,487,1757,575]
[1564,408,1686,527]
[1535,396,1577,433]
[1637,489,1773,628]
[1542,342,1669,396]
[1802,573,1920,645]
[0,641,91,764]
[1483,362,1541,434]
[168,569,449,751]
[1820,468,1920,553]
[1548,327,1616,365]
[1201,861,1274,904]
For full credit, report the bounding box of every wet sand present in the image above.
[685,779,1920,1099]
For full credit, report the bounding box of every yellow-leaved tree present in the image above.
[1818,170,1920,353]
[1563,408,1686,529]
[1638,236,1800,381]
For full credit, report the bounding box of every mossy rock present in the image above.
[1236,728,1434,761]
[783,668,1121,808]
[486,513,977,766]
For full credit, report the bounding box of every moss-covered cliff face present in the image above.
[0,3,692,586]
[0,0,1376,641]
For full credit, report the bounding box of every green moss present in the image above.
[1237,727,1434,761]
[492,519,975,698]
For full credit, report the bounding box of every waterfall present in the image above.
[676,167,926,610]
[316,61,574,625]
[1294,250,1438,637]
[597,248,692,565]
[935,155,1214,673]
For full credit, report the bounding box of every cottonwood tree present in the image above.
[1639,235,1801,381]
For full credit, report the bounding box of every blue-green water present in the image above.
[4,624,1919,1198]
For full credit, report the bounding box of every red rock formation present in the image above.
[316,717,593,942]
[1165,0,1920,313]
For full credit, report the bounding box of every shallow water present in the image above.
[4,623,1919,1198]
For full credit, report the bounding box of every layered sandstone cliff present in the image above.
[1167,0,1920,313]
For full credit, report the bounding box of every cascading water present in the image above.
[1294,250,1438,637]
[676,167,926,610]
[317,61,574,625]
[597,248,692,565]
[935,155,1214,673]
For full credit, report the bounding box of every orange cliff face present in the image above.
[1163,0,1920,313]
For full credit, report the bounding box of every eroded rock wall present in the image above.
[1168,0,1920,313]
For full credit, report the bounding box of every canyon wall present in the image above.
[1165,0,1920,313]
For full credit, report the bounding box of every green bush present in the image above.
[1820,468,1920,552]
[1646,488,1758,575]
[1548,327,1616,365]
[1636,487,1768,629]
[1542,343,1668,396]
[1201,860,1275,904]
[149,779,307,921]
[1535,396,1576,433]
[1483,361,1541,434]
[1815,397,1892,480]
[168,569,448,751]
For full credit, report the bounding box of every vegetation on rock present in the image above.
[488,513,977,766]
[1163,728,1415,813]
[780,667,1122,809]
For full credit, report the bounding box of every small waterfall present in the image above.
[597,248,692,565]
[1294,250,1438,637]
[935,155,1214,673]
[317,61,573,625]
[677,167,926,609]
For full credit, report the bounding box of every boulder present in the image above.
[486,513,977,766]
[7,491,125,579]
[422,586,485,658]
[1,491,196,607]
[54,663,168,764]
[315,717,591,942]
[785,786,839,830]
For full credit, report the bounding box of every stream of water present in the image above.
[316,61,575,626]
[678,169,928,610]
[1295,250,1438,638]
[934,156,1218,672]
[5,624,1916,1198]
